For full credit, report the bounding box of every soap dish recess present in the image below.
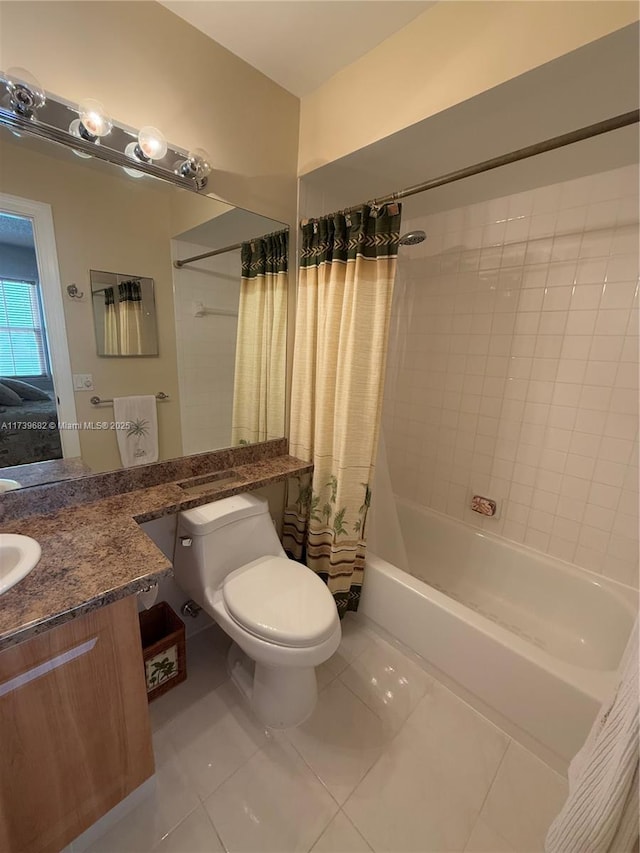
[178,470,240,497]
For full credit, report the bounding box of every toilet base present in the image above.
[227,642,255,699]
[226,642,318,729]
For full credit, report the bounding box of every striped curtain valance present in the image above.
[300,203,401,267]
[241,229,288,279]
[118,280,142,303]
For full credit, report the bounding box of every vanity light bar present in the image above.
[0,69,211,193]
[0,104,196,188]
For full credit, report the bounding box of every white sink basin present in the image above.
[0,479,21,493]
[0,534,41,595]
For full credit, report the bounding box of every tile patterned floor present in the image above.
[84,617,568,853]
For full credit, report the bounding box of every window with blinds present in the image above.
[0,278,51,376]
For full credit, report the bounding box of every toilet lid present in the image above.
[222,556,338,648]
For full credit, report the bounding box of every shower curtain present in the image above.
[118,279,143,356]
[231,229,288,445]
[103,286,119,355]
[283,203,402,613]
[367,431,409,571]
[367,251,410,571]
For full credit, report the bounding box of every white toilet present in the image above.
[173,493,341,728]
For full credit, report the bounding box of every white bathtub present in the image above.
[360,497,637,764]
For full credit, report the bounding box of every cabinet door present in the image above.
[0,596,154,853]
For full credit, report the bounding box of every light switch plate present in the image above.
[73,374,94,391]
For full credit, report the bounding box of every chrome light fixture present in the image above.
[5,67,45,118]
[175,148,212,188]
[0,69,212,191]
[125,125,168,163]
[69,98,112,142]
[122,164,145,179]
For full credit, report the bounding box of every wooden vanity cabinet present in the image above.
[0,596,154,853]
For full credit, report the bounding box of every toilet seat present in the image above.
[223,556,338,648]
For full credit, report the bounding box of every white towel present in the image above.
[545,618,639,853]
[113,395,159,467]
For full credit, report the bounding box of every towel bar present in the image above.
[90,392,170,405]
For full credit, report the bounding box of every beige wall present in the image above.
[0,1,300,225]
[169,192,232,242]
[298,1,639,175]
[0,137,184,472]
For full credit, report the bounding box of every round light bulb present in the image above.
[137,126,167,161]
[5,66,45,117]
[123,142,146,177]
[190,148,212,179]
[78,98,112,138]
[68,119,95,156]
[123,165,145,179]
[70,134,92,159]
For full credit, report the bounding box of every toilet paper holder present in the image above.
[137,582,159,610]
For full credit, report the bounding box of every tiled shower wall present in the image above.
[382,164,639,589]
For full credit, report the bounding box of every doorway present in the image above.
[0,194,79,466]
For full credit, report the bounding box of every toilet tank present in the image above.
[173,493,286,601]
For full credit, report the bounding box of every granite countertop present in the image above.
[0,457,92,488]
[0,454,312,651]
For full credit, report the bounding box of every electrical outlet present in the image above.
[72,374,94,391]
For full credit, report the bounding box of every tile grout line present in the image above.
[282,626,406,824]
[149,802,206,852]
[303,808,375,853]
[280,683,362,813]
[335,622,549,850]
[302,810,339,853]
[338,668,430,833]
[340,809,375,853]
[461,736,513,852]
[200,800,230,853]
[163,624,373,831]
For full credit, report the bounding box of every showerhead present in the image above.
[399,230,426,246]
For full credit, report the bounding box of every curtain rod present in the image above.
[174,227,289,268]
[174,242,242,268]
[303,111,639,222]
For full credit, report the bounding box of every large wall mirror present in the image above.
[0,127,288,487]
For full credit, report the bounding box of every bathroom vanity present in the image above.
[0,442,311,853]
[0,598,153,853]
